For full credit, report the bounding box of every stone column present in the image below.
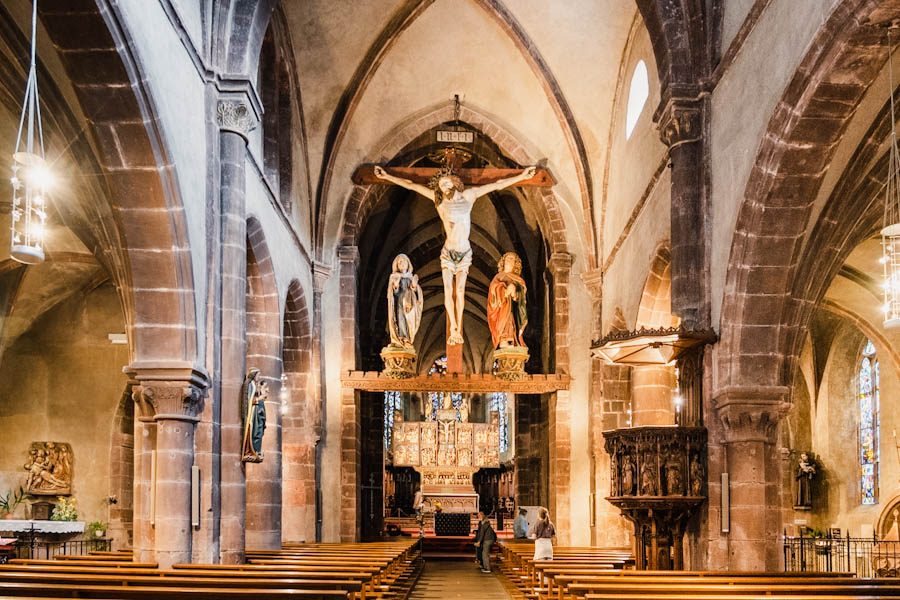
[658,99,707,328]
[338,246,361,542]
[131,405,156,564]
[714,388,789,570]
[547,252,572,544]
[217,98,256,562]
[592,363,632,547]
[631,366,674,426]
[312,262,331,542]
[130,367,208,569]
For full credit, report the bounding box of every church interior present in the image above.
[4,0,900,598]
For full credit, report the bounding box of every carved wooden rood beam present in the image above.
[352,165,556,187]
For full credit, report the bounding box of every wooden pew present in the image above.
[0,540,421,600]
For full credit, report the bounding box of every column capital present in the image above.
[581,268,603,299]
[124,362,210,423]
[548,251,573,277]
[337,245,360,266]
[216,99,257,139]
[713,385,790,443]
[312,261,332,293]
[658,97,703,148]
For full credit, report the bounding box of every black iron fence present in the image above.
[8,537,111,561]
[784,533,900,577]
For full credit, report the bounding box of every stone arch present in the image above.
[876,493,900,539]
[210,0,279,76]
[315,0,595,263]
[39,1,199,367]
[244,216,283,549]
[718,0,900,393]
[258,6,297,214]
[636,246,680,329]
[281,278,317,543]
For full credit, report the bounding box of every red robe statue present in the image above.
[487,252,528,348]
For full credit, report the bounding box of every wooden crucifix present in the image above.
[353,149,554,373]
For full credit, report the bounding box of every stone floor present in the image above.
[409,560,511,599]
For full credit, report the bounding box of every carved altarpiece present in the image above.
[24,441,73,496]
[391,408,500,513]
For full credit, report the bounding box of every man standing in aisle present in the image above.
[474,511,497,573]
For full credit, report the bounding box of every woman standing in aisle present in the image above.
[532,508,556,560]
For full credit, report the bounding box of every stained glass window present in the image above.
[427,356,447,421]
[490,392,509,453]
[490,361,509,453]
[859,339,879,505]
[383,390,402,450]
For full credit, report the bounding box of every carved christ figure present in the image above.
[374,165,537,344]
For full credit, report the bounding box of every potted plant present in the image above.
[0,487,24,519]
[87,521,108,550]
[50,496,77,521]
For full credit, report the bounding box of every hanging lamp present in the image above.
[883,27,900,328]
[10,0,49,265]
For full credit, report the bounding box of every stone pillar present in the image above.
[338,246,361,542]
[132,411,156,563]
[129,367,208,569]
[631,366,674,426]
[217,98,256,562]
[547,252,572,544]
[658,99,707,329]
[312,262,331,542]
[714,388,789,570]
[592,363,632,547]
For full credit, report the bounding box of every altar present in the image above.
[392,407,500,514]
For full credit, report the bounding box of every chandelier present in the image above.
[883,28,900,328]
[9,0,49,265]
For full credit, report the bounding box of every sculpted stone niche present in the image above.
[24,442,73,496]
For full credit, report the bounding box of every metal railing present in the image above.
[784,533,900,577]
[11,537,111,560]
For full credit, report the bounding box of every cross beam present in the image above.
[352,165,556,187]
[341,371,569,393]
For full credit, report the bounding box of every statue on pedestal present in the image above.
[794,452,816,510]
[488,252,528,348]
[387,254,423,348]
[374,165,536,345]
[488,252,530,380]
[241,368,268,463]
[381,254,423,378]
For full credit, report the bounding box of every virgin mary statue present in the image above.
[387,254,423,348]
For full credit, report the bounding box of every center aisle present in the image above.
[409,560,511,599]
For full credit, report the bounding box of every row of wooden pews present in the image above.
[0,539,422,600]
[497,541,900,600]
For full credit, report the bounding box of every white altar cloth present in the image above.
[0,520,84,534]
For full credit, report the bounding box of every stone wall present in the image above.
[0,283,127,525]
[515,393,548,507]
